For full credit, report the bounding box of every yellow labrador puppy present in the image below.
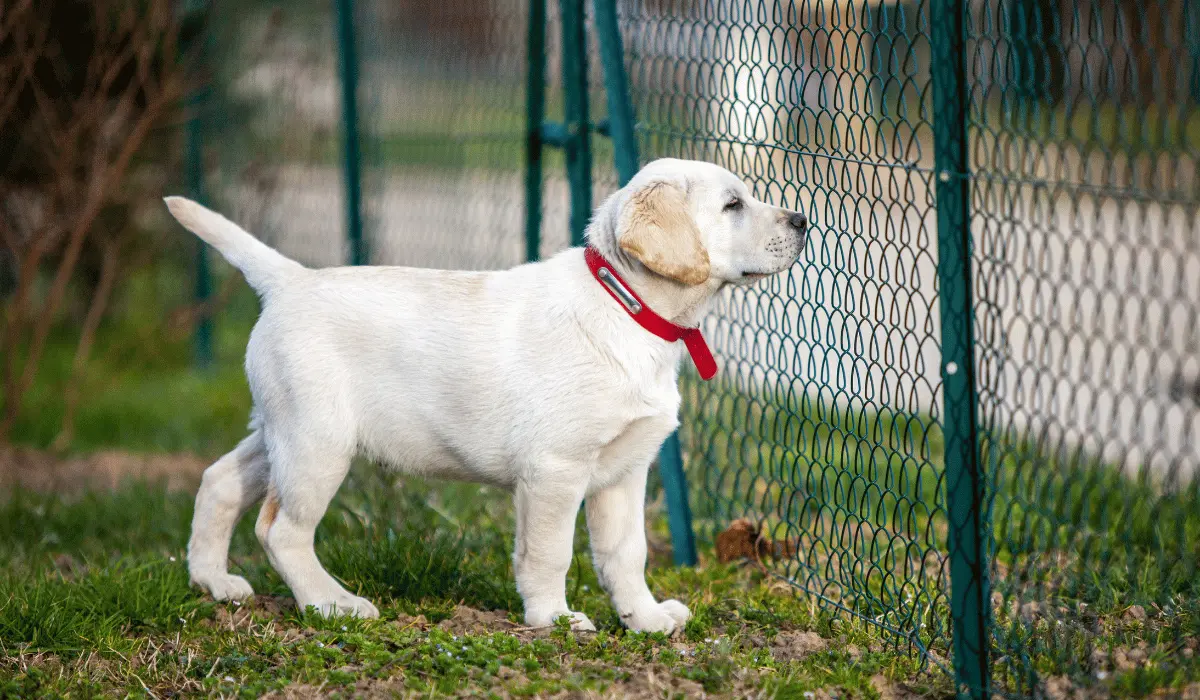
[165,158,807,633]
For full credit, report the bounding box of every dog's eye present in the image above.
[723,198,743,212]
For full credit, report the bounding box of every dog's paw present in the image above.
[526,609,596,631]
[302,593,380,619]
[193,572,255,601]
[622,599,692,634]
[658,599,692,626]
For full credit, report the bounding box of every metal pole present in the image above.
[592,0,637,184]
[658,432,698,566]
[184,1,212,369]
[336,0,366,266]
[930,0,990,696]
[593,0,696,567]
[1189,0,1200,104]
[524,0,547,263]
[559,0,592,247]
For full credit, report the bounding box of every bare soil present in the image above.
[0,445,209,492]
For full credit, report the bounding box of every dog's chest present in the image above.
[579,360,683,489]
[588,408,677,490]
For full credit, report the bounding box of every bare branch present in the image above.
[0,0,189,442]
[53,235,121,451]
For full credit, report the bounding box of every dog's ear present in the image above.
[617,181,710,286]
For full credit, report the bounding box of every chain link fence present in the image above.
[646,0,953,665]
[969,0,1200,695]
[199,0,604,271]
[195,0,1200,695]
[199,0,347,267]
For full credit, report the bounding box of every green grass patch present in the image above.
[0,559,208,654]
[4,262,258,454]
[0,474,958,698]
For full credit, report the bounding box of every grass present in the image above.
[5,263,257,454]
[233,129,620,184]
[0,469,955,698]
[1,463,1193,697]
[986,99,1200,155]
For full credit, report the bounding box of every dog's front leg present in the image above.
[585,464,691,634]
[513,471,595,630]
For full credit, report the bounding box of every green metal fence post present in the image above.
[593,0,696,567]
[656,432,697,566]
[1189,0,1200,103]
[185,91,213,369]
[524,0,547,263]
[335,0,367,266]
[930,0,990,697]
[558,0,592,247]
[183,0,212,369]
[1004,0,1031,105]
[592,0,637,183]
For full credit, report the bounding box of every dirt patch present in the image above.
[261,684,325,699]
[435,604,524,636]
[1112,643,1150,671]
[248,595,294,619]
[872,674,927,700]
[0,445,209,492]
[269,667,713,700]
[51,553,83,578]
[608,664,706,698]
[263,677,412,699]
[770,630,827,662]
[1042,675,1107,700]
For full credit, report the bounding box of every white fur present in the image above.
[168,158,807,632]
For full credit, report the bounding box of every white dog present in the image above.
[166,158,807,633]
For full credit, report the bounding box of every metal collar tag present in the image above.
[596,267,643,314]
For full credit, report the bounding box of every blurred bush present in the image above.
[0,0,199,446]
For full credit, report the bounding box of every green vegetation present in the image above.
[4,263,257,455]
[0,470,956,698]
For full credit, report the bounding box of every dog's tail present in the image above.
[164,196,304,295]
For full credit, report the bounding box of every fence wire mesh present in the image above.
[198,0,1200,694]
[203,0,547,271]
[626,0,1200,694]
[634,0,953,659]
[356,0,532,269]
[968,0,1200,695]
[203,0,348,268]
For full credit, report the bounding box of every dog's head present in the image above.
[591,158,807,287]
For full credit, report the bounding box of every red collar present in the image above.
[584,247,718,380]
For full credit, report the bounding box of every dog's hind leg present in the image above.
[255,432,378,619]
[188,427,269,601]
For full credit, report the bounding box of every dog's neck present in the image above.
[585,237,721,330]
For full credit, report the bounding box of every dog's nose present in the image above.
[788,212,807,232]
